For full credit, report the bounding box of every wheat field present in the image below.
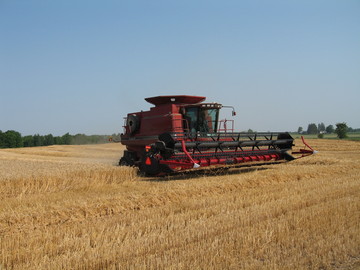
[0,139,359,269]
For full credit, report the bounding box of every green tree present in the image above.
[297,127,303,134]
[61,133,72,145]
[23,135,34,147]
[325,125,334,134]
[33,134,44,146]
[43,134,54,146]
[3,130,23,148]
[0,131,6,148]
[307,123,318,134]
[318,122,325,133]
[0,130,4,148]
[72,134,87,145]
[335,122,348,139]
[54,136,62,145]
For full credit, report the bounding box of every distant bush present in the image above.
[335,123,348,139]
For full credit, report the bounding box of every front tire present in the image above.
[119,156,135,166]
[119,150,137,166]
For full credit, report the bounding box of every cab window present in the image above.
[184,107,219,133]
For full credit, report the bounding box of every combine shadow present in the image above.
[141,164,273,182]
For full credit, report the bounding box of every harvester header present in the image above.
[119,95,315,176]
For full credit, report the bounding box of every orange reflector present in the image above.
[145,157,152,165]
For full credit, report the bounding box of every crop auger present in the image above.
[119,95,316,176]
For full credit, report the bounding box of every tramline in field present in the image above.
[119,95,316,175]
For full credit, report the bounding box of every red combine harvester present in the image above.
[120,95,315,176]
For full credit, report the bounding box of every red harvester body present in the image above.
[120,95,315,176]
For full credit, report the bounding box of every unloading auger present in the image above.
[119,95,315,176]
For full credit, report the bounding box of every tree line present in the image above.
[298,122,359,139]
[1,122,358,149]
[0,130,113,149]
[298,123,334,135]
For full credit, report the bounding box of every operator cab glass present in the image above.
[184,106,219,133]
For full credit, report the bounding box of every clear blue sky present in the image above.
[1,0,359,136]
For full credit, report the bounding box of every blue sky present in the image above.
[1,0,359,136]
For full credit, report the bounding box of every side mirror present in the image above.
[222,105,237,117]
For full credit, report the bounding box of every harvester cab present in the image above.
[119,95,315,176]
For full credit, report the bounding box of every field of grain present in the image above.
[0,139,359,269]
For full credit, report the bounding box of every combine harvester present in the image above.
[119,95,315,176]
